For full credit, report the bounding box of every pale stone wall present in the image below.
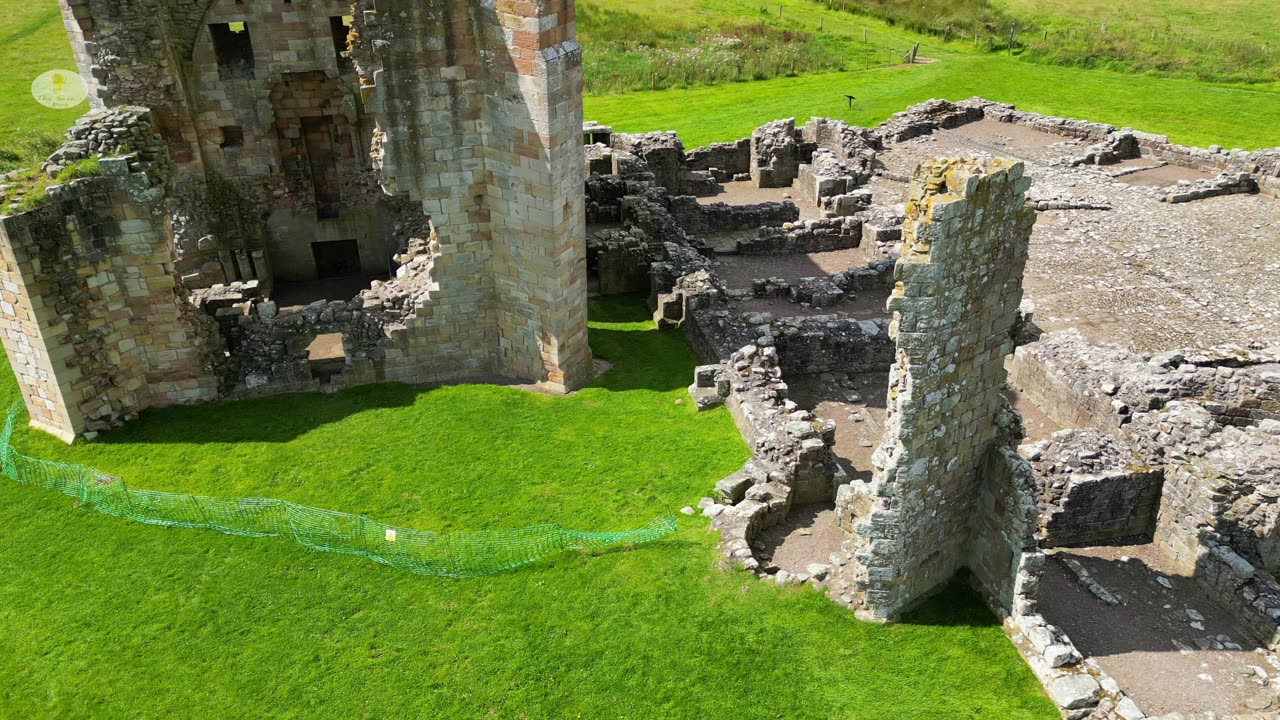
[834,157,1037,620]
[355,0,589,392]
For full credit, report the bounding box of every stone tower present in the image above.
[0,0,589,442]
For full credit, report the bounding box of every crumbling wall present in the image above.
[587,228,666,296]
[794,150,872,209]
[1022,429,1164,547]
[737,217,863,255]
[1010,330,1280,432]
[353,0,590,392]
[969,442,1043,618]
[686,139,751,182]
[750,118,800,188]
[772,318,893,376]
[668,196,798,234]
[0,149,217,441]
[611,132,688,194]
[831,157,1037,620]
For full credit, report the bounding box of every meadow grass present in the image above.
[0,296,1058,719]
[585,53,1280,150]
[0,0,83,169]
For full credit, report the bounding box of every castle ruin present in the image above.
[0,0,589,441]
[6,0,1280,716]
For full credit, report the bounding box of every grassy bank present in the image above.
[0,296,1058,719]
[816,0,1279,84]
[585,54,1280,150]
[577,0,938,94]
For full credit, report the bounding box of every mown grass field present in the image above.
[0,296,1058,719]
[586,52,1280,150]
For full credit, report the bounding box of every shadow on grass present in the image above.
[79,296,696,445]
[588,294,655,324]
[899,573,1006,629]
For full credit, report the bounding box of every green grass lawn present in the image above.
[0,296,1057,719]
[586,53,1280,150]
[0,0,83,169]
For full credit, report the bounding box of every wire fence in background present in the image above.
[0,405,677,577]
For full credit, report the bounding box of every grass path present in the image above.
[0,296,1058,719]
[585,53,1280,150]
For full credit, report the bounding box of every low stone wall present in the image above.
[1161,172,1259,203]
[697,342,842,565]
[772,317,893,376]
[1023,429,1164,548]
[737,218,863,255]
[874,98,986,143]
[668,195,798,234]
[795,149,873,209]
[1009,330,1280,433]
[831,257,896,293]
[685,139,751,181]
[1006,612,1147,720]
[876,97,1280,200]
[980,101,1117,143]
[859,206,905,257]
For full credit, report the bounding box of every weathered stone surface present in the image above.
[1049,675,1102,709]
[832,157,1040,620]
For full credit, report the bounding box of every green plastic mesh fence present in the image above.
[0,405,676,577]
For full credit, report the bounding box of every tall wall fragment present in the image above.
[834,157,1039,620]
[355,0,590,391]
[0,150,218,442]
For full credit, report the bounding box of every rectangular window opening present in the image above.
[330,16,354,70]
[221,125,244,149]
[210,22,256,80]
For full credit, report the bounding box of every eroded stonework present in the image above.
[1,0,589,441]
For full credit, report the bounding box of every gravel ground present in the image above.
[872,123,1280,353]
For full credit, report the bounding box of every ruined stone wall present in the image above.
[737,217,863,255]
[351,0,590,391]
[834,157,1036,620]
[1010,330,1280,433]
[750,118,800,188]
[685,140,750,181]
[668,196,797,234]
[1022,429,1165,547]
[969,444,1043,617]
[772,317,893,376]
[0,158,216,441]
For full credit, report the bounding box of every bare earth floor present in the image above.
[1039,544,1280,717]
[712,249,873,289]
[755,502,845,575]
[699,180,824,221]
[789,371,889,482]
